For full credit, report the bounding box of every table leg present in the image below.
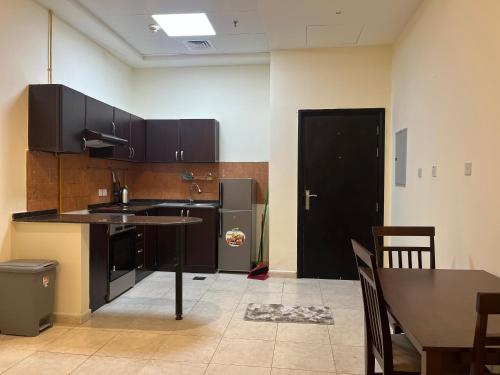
[175,225,185,320]
[421,350,443,375]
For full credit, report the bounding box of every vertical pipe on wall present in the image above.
[48,9,62,211]
[48,9,53,84]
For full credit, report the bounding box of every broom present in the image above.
[248,191,269,280]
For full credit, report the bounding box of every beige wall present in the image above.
[132,65,270,162]
[11,223,90,322]
[53,17,133,110]
[0,0,134,262]
[0,0,48,261]
[268,47,393,274]
[391,0,500,275]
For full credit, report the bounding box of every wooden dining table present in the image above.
[378,268,500,374]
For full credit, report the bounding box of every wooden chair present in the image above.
[372,226,436,269]
[469,293,500,375]
[351,239,421,375]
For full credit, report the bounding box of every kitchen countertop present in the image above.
[12,200,218,225]
[12,210,202,226]
[88,200,219,214]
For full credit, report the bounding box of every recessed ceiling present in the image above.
[35,0,422,67]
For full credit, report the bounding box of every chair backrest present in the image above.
[372,226,436,269]
[472,293,500,375]
[351,239,394,372]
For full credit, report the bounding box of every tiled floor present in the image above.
[0,272,366,374]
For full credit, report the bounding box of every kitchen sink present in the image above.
[155,202,217,208]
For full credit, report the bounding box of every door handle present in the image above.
[175,151,178,160]
[180,150,184,160]
[112,122,116,135]
[128,146,133,158]
[186,209,190,217]
[305,190,318,210]
[180,209,184,217]
[219,212,223,237]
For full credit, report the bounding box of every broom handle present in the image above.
[258,191,269,263]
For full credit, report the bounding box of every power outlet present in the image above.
[464,162,472,176]
[97,189,102,197]
[418,168,423,178]
[432,165,437,178]
[102,188,108,197]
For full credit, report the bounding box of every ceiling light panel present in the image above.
[152,13,216,37]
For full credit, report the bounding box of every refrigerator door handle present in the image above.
[219,212,223,237]
[219,182,223,208]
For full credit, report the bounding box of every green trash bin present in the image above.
[0,259,58,336]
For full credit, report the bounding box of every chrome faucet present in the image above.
[189,182,202,204]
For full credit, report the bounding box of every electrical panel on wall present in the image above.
[395,128,408,187]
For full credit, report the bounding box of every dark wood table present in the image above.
[378,269,500,374]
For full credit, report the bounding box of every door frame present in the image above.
[297,108,386,278]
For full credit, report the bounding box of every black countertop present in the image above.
[12,199,219,225]
[13,213,202,226]
[88,200,219,214]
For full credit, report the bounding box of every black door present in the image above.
[298,109,384,279]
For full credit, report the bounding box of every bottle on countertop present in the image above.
[121,185,129,205]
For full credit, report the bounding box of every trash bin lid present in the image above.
[0,259,58,273]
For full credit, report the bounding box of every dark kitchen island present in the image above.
[12,209,202,321]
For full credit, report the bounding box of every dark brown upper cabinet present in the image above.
[146,120,180,163]
[130,115,146,162]
[146,119,219,163]
[113,108,131,159]
[89,107,132,160]
[85,96,114,135]
[28,84,86,153]
[180,119,219,162]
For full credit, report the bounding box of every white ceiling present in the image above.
[35,0,422,67]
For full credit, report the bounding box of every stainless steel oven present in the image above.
[107,220,136,301]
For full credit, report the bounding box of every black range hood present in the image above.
[83,129,128,149]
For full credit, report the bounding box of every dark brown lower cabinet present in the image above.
[156,207,217,273]
[89,224,109,312]
[185,207,217,273]
[156,207,179,271]
[136,209,157,282]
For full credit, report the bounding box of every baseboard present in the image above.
[54,309,91,325]
[268,270,297,278]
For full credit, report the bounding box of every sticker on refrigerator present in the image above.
[225,228,246,247]
[42,276,50,288]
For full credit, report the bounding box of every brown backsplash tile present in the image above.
[27,151,268,212]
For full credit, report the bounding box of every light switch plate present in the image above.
[432,165,437,178]
[418,168,422,178]
[464,162,472,176]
